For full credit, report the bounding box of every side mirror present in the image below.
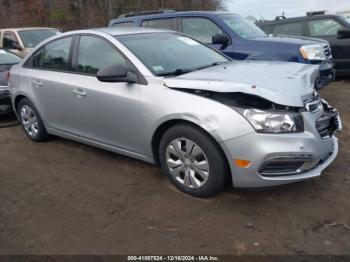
[337,28,350,39]
[12,42,22,50]
[4,39,21,50]
[212,33,230,46]
[96,64,138,83]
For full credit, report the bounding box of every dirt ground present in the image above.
[0,79,349,256]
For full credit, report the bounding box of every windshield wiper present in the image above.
[196,61,227,71]
[157,68,193,77]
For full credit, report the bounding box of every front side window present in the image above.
[117,33,229,76]
[181,17,223,44]
[18,29,60,48]
[3,32,20,49]
[309,19,343,36]
[271,22,303,36]
[113,22,134,28]
[141,18,177,31]
[77,36,127,75]
[220,15,266,39]
[34,37,72,71]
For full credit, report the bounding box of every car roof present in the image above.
[110,11,238,23]
[0,27,58,31]
[257,14,341,25]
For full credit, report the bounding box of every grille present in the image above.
[0,89,10,98]
[323,44,332,59]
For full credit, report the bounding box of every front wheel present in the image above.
[159,124,228,198]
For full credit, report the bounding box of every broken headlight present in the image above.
[242,109,304,133]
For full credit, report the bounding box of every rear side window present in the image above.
[308,19,343,36]
[181,17,223,44]
[42,37,72,71]
[3,32,20,49]
[77,35,127,75]
[29,37,72,71]
[112,22,134,28]
[141,18,177,30]
[271,22,303,35]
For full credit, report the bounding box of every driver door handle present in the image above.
[73,89,87,97]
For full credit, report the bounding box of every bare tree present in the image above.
[0,0,226,30]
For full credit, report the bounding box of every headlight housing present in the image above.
[300,44,326,61]
[242,109,304,133]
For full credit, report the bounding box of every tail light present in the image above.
[5,70,10,82]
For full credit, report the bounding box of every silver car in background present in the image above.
[9,28,342,197]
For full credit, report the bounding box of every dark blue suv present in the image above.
[109,10,335,89]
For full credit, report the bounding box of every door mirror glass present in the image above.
[337,28,350,39]
[96,64,137,83]
[212,33,230,45]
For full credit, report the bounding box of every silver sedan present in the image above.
[9,28,341,197]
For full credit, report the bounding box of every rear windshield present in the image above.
[219,15,266,39]
[0,49,21,64]
[18,29,60,48]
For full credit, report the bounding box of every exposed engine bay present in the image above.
[175,88,301,112]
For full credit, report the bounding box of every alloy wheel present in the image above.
[20,105,39,138]
[166,138,209,189]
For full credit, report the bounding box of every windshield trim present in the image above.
[116,32,231,77]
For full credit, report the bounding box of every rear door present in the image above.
[306,18,350,73]
[25,36,78,133]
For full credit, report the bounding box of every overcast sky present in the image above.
[225,0,350,20]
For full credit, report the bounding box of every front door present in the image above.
[68,35,144,154]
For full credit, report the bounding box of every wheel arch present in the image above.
[151,119,230,175]
[14,94,28,114]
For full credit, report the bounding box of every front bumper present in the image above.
[221,133,338,188]
[315,61,335,90]
[221,102,341,188]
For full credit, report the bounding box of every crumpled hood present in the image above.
[163,60,319,107]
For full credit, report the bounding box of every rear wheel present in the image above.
[18,98,49,142]
[159,124,228,197]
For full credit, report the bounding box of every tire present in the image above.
[18,98,49,142]
[159,123,228,198]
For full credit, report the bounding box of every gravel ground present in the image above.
[0,79,349,255]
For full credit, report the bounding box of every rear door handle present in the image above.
[73,89,87,97]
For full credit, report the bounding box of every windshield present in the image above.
[19,29,60,48]
[0,49,21,64]
[220,15,266,39]
[116,33,229,76]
